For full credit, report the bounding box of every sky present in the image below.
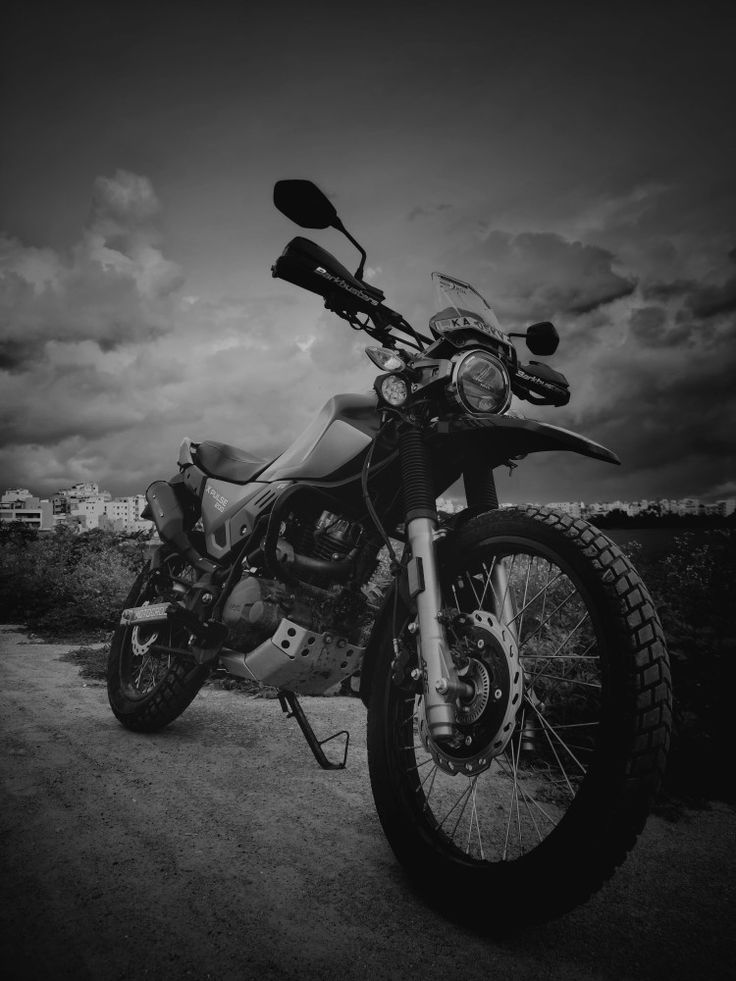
[1,0,735,506]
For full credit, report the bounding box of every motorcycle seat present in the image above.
[195,440,270,484]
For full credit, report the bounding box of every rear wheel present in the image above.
[107,555,210,732]
[367,507,671,925]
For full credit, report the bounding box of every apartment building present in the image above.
[0,494,54,531]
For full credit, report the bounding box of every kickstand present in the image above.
[278,690,349,770]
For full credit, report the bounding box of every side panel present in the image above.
[201,479,291,560]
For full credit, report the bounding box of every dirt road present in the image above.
[1,624,734,981]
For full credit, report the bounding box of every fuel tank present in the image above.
[258,393,381,482]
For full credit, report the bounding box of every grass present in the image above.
[59,643,109,680]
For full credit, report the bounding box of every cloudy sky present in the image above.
[2,1,735,505]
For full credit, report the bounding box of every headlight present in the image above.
[452,350,511,415]
[378,373,410,406]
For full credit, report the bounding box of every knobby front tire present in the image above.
[107,560,210,733]
[367,506,671,926]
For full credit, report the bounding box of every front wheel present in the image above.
[367,507,671,925]
[107,554,210,732]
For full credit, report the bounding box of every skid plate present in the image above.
[219,619,365,695]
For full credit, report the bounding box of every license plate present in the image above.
[120,603,171,626]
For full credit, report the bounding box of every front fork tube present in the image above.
[406,522,518,743]
[405,515,460,742]
[491,561,518,643]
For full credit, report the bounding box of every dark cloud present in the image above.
[640,248,736,320]
[476,231,635,323]
[0,336,38,371]
[629,305,694,348]
[642,279,692,303]
[565,317,736,497]
[407,203,452,221]
[0,171,380,492]
[0,172,183,370]
[687,276,736,319]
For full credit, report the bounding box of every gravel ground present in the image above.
[1,623,734,981]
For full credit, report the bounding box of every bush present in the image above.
[624,531,735,802]
[0,523,147,637]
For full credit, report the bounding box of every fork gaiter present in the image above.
[399,427,437,524]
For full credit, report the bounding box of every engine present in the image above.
[221,508,377,653]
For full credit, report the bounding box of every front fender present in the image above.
[435,415,620,466]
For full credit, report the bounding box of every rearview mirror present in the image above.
[526,321,559,356]
[273,179,338,230]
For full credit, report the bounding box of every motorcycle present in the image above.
[107,180,671,925]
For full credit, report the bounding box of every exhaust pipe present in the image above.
[145,481,217,574]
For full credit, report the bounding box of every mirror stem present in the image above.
[334,218,368,281]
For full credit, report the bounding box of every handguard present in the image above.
[512,361,570,406]
[272,237,386,315]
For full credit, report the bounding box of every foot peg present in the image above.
[278,691,349,770]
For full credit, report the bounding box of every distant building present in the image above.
[0,481,153,535]
[70,497,107,528]
[547,501,583,518]
[0,496,54,531]
[1,488,33,505]
[437,497,465,514]
[100,495,149,533]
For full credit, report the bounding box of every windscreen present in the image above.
[430,272,511,351]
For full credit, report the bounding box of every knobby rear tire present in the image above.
[367,506,671,927]
[107,562,210,733]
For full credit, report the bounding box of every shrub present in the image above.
[624,531,735,802]
[0,524,147,636]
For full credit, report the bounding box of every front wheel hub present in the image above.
[418,610,523,776]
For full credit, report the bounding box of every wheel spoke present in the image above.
[507,567,565,628]
[421,767,439,815]
[515,556,534,640]
[421,763,439,793]
[521,654,598,660]
[406,756,435,774]
[517,585,579,651]
[496,755,555,831]
[503,729,522,859]
[526,671,601,690]
[478,558,497,609]
[526,696,588,777]
[466,779,484,858]
[520,721,599,732]
[438,779,476,836]
[466,572,482,607]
